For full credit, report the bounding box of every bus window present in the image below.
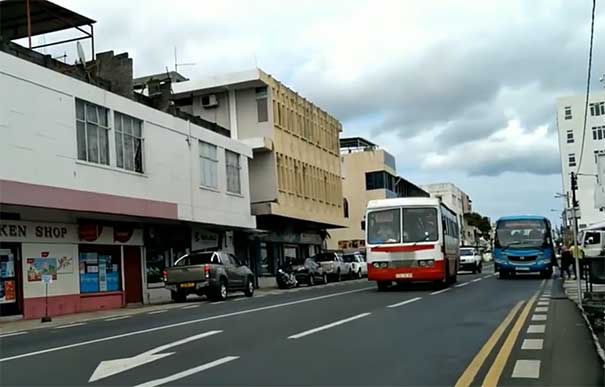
[403,208,438,243]
[367,209,401,244]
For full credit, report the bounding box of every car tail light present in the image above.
[162,269,168,282]
[204,264,210,279]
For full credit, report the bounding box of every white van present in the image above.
[581,221,605,258]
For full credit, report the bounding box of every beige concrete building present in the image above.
[328,137,428,252]
[172,69,345,276]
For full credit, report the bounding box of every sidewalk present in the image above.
[561,277,605,368]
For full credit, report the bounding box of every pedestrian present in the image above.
[569,244,585,280]
[560,246,573,280]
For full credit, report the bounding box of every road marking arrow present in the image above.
[88,330,222,383]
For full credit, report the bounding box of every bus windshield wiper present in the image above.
[501,241,521,251]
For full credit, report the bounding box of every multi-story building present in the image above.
[171,69,345,277]
[420,183,472,243]
[0,2,255,319]
[556,91,605,229]
[327,137,428,251]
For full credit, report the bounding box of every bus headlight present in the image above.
[418,259,435,268]
[372,262,388,269]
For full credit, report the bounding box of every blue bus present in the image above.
[493,215,555,279]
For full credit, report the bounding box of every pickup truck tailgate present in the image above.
[166,265,205,283]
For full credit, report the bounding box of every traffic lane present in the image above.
[0,280,373,358]
[0,273,490,386]
[0,281,431,386]
[0,269,489,359]
[166,275,543,386]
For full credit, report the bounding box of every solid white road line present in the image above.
[535,306,548,313]
[0,331,29,339]
[182,305,199,309]
[430,288,451,295]
[521,339,544,350]
[234,298,246,301]
[148,310,168,315]
[483,275,491,279]
[386,297,422,309]
[288,313,371,339]
[0,286,372,363]
[105,315,132,321]
[471,278,482,283]
[512,360,540,378]
[531,314,547,321]
[527,325,546,334]
[134,356,239,387]
[54,323,85,329]
[455,282,469,288]
[210,301,225,305]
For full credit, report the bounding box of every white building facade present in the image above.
[556,91,605,229]
[0,49,255,319]
[420,183,472,244]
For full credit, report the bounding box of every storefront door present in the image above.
[0,243,22,316]
[124,246,142,304]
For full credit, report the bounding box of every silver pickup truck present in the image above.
[163,251,255,302]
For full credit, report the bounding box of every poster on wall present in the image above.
[26,258,58,282]
[0,249,16,304]
[57,255,74,274]
[98,255,108,292]
[79,252,99,293]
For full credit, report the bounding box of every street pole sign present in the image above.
[41,274,52,323]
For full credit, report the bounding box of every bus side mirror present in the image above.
[361,220,366,231]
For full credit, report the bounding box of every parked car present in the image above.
[163,251,255,302]
[459,247,482,274]
[291,258,328,286]
[313,252,349,281]
[343,252,367,278]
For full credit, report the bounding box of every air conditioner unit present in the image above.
[201,94,219,108]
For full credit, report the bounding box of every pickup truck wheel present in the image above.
[244,277,254,297]
[336,270,341,282]
[211,280,227,301]
[171,291,186,303]
[472,265,477,274]
[477,262,482,273]
[357,270,363,279]
[322,273,328,284]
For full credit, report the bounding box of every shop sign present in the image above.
[192,227,219,251]
[78,224,143,246]
[0,221,78,243]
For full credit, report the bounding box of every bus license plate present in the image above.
[396,273,413,279]
[180,282,195,288]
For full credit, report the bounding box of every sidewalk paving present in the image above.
[561,277,605,368]
[0,279,367,335]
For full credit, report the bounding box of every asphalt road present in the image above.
[0,266,602,386]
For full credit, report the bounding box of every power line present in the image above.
[576,0,597,172]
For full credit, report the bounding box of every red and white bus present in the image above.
[365,197,460,290]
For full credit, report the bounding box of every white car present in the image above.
[343,252,367,278]
[313,252,348,281]
[459,247,482,274]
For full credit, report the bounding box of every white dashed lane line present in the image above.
[535,306,548,313]
[105,315,132,322]
[288,313,371,339]
[521,339,544,350]
[537,301,549,306]
[0,331,29,339]
[455,282,469,288]
[531,314,547,321]
[386,297,422,309]
[430,288,451,295]
[54,323,86,330]
[148,310,168,315]
[471,278,482,283]
[182,305,200,310]
[527,324,546,334]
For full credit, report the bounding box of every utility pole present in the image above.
[570,172,582,302]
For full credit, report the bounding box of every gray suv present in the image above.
[163,251,255,302]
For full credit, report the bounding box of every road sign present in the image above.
[88,330,222,382]
[41,274,53,284]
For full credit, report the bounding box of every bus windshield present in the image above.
[495,219,548,250]
[367,207,438,245]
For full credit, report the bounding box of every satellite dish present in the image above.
[76,41,86,66]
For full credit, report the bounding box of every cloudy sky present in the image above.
[47,0,605,225]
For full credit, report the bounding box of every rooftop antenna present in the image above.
[174,46,195,74]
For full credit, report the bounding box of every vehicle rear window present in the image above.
[313,253,335,262]
[342,254,356,262]
[175,252,217,266]
[460,249,474,256]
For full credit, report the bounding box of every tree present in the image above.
[464,212,492,235]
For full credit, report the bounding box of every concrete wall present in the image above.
[191,91,231,129]
[248,151,278,203]
[557,92,605,228]
[235,88,273,140]
[0,50,255,230]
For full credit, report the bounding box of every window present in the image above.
[595,150,605,163]
[343,198,349,218]
[564,106,572,120]
[585,231,601,245]
[256,87,268,122]
[403,208,438,243]
[175,252,218,266]
[592,126,605,141]
[199,141,218,188]
[226,150,241,194]
[568,153,577,167]
[114,112,143,173]
[590,102,605,117]
[566,130,574,144]
[367,208,401,245]
[79,245,121,293]
[75,99,109,165]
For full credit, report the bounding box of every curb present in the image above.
[562,281,605,368]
